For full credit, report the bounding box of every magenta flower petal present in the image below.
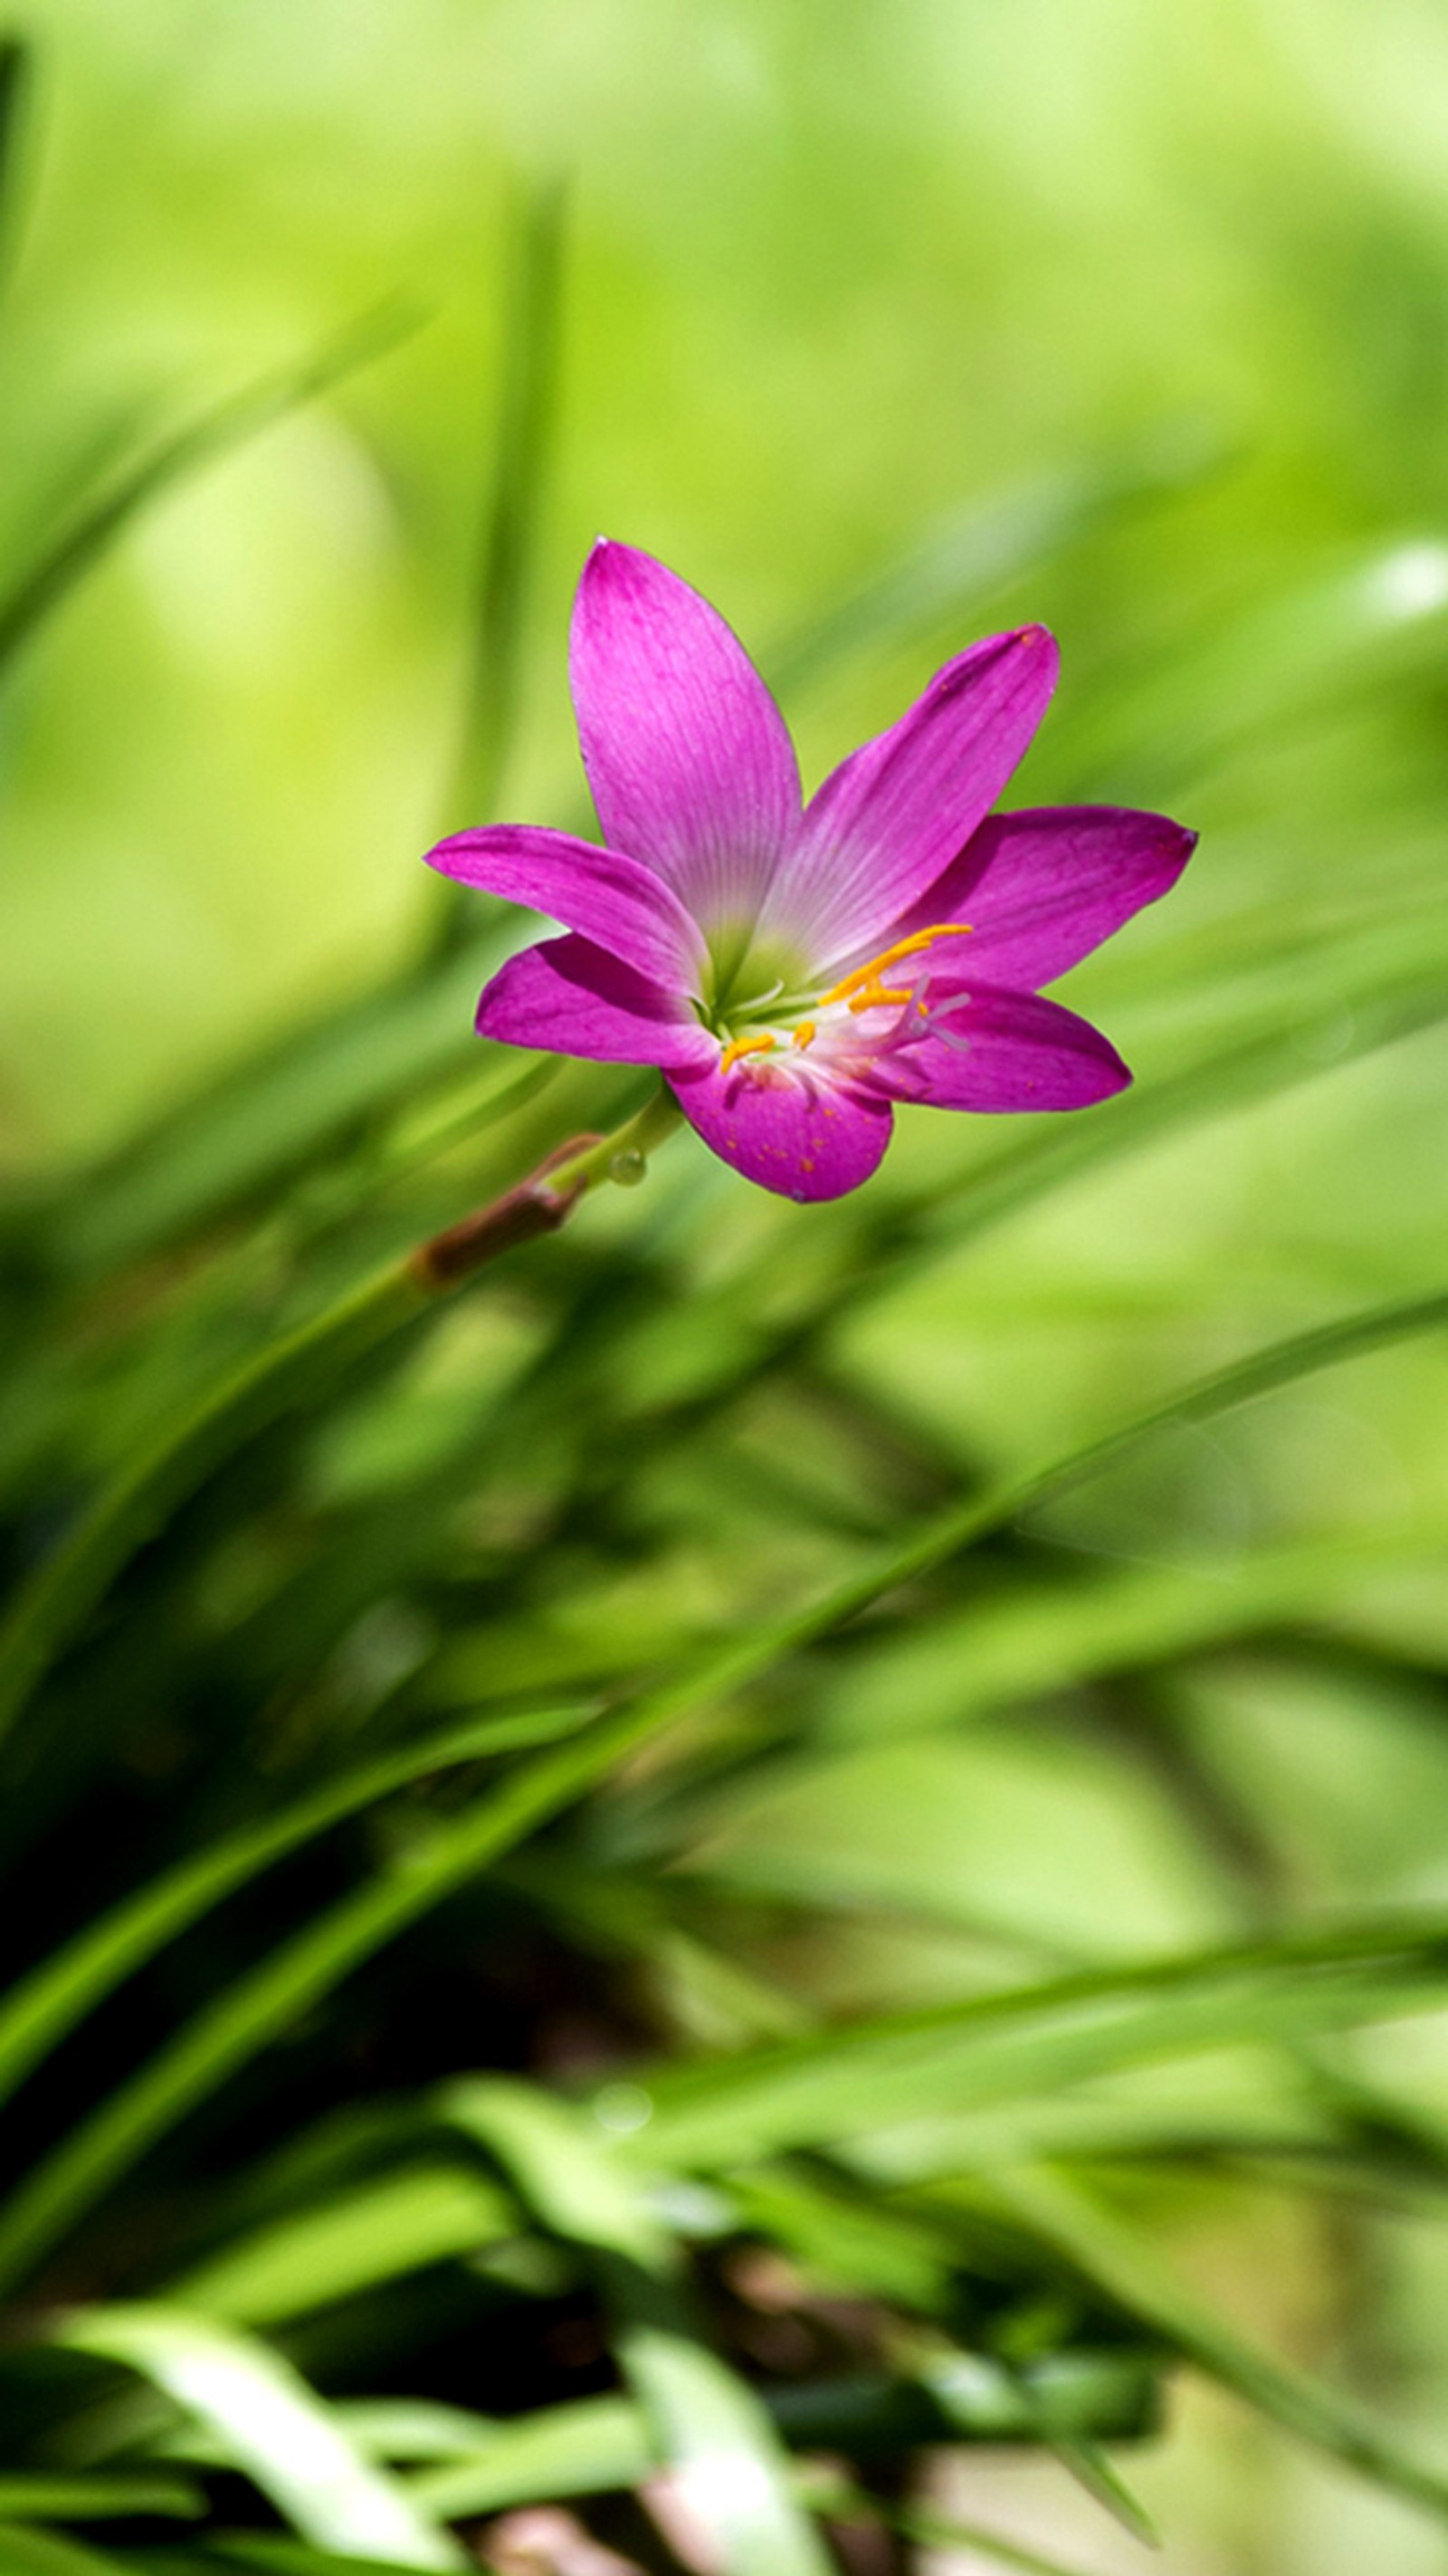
[880,986,1131,1111]
[896,806,1196,994]
[668,1060,894,1202]
[476,935,715,1072]
[569,540,802,933]
[764,625,1059,968]
[425,824,705,991]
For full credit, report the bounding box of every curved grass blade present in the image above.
[444,2078,832,2576]
[0,1703,594,2110]
[50,2307,465,2570]
[0,299,419,678]
[995,2164,1448,2528]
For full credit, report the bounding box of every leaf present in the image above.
[444,2079,834,2576]
[51,2305,466,2570]
[993,2165,1448,2527]
[0,1702,595,2109]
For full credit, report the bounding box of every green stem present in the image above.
[0,1088,680,1753]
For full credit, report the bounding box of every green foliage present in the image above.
[7,10,1448,2575]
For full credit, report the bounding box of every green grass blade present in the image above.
[33,1003,541,1286]
[437,174,567,842]
[0,300,418,678]
[766,418,1223,697]
[405,2394,651,2520]
[0,2531,136,2575]
[627,1917,1448,2171]
[0,1743,615,2291]
[996,2165,1448,2527]
[51,2307,465,2570]
[9,1281,1448,2285]
[0,1251,432,1751]
[804,2471,1141,2576]
[0,33,33,306]
[407,2353,1157,2520]
[0,1703,593,2109]
[444,2079,833,2576]
[0,2473,204,2523]
[165,2161,519,2329]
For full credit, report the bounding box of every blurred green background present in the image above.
[6,4,1448,2573]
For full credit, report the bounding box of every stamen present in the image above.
[792,1021,817,1051]
[719,1031,777,1075]
[847,982,911,1014]
[817,922,973,1008]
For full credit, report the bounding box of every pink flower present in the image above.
[425,542,1196,1202]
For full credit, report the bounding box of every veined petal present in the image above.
[570,539,802,931]
[670,1058,893,1202]
[895,806,1196,994]
[880,986,1131,1111]
[765,625,1059,969]
[475,936,715,1072]
[425,825,704,991]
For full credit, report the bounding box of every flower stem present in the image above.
[0,1084,681,1752]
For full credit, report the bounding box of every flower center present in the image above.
[713,923,973,1075]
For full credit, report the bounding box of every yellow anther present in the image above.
[719,1030,777,1075]
[817,922,973,1008]
[792,1020,817,1050]
[847,982,910,1015]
